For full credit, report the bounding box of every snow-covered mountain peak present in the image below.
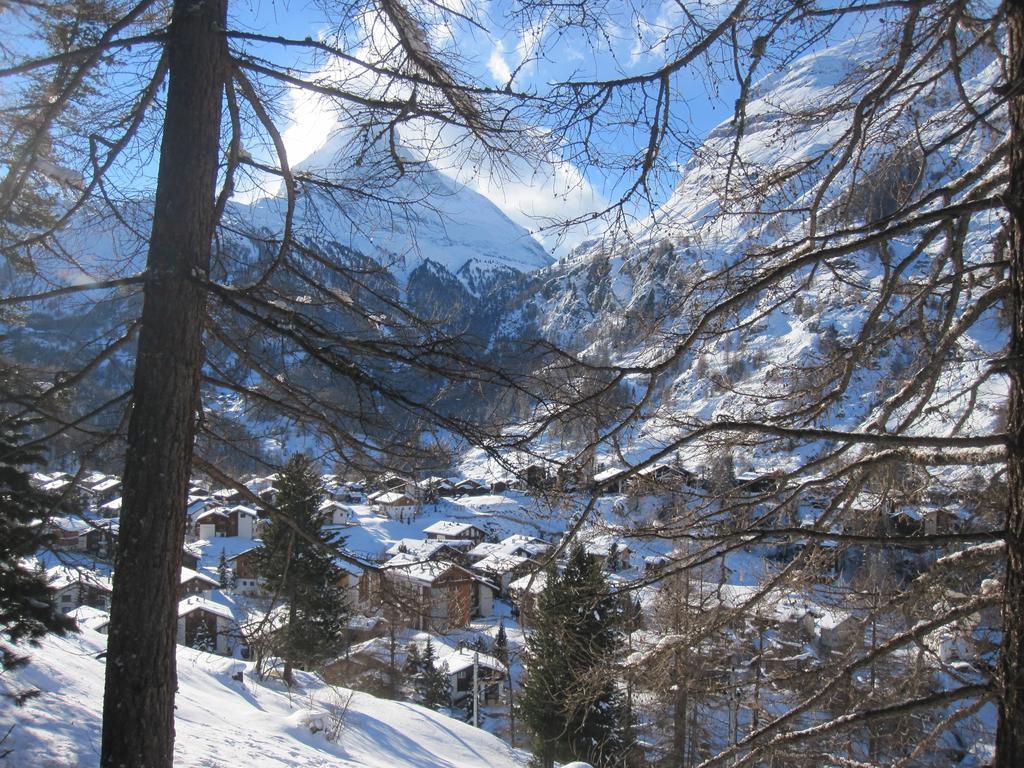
[278,125,554,290]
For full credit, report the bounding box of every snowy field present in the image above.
[0,624,530,768]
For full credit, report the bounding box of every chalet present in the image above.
[80,471,110,487]
[40,475,74,495]
[67,605,110,634]
[385,538,472,566]
[593,466,628,495]
[734,470,780,495]
[419,476,458,498]
[180,566,220,596]
[46,516,116,556]
[470,553,536,596]
[376,473,418,498]
[245,474,277,495]
[440,648,508,706]
[193,509,231,539]
[47,516,91,551]
[224,505,258,538]
[584,538,631,572]
[82,520,117,557]
[182,544,202,570]
[468,534,548,564]
[319,499,355,526]
[629,463,698,494]
[500,534,549,559]
[920,506,966,536]
[31,471,70,490]
[508,570,547,625]
[87,477,122,504]
[177,597,232,654]
[373,492,418,523]
[192,504,257,539]
[48,566,113,614]
[227,548,264,596]
[335,558,374,609]
[381,558,495,631]
[423,520,488,545]
[211,487,242,504]
[452,478,487,497]
[99,497,122,516]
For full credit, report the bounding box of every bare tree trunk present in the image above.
[1000,0,1024,763]
[100,1,228,765]
[283,590,298,686]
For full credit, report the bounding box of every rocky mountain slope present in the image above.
[484,36,1008,475]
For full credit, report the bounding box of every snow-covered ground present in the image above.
[0,624,531,768]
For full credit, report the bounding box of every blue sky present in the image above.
[232,0,740,257]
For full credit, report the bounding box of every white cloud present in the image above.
[487,39,513,84]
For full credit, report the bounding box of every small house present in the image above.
[227,548,264,596]
[452,478,487,497]
[319,499,355,526]
[470,553,536,596]
[423,520,488,545]
[224,505,258,538]
[373,492,418,523]
[380,559,495,631]
[180,566,220,596]
[193,509,231,539]
[177,597,233,654]
[440,647,508,706]
[48,566,113,614]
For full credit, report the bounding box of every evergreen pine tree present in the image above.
[419,638,451,710]
[518,546,629,768]
[191,618,215,653]
[0,416,76,644]
[493,621,509,669]
[404,642,422,676]
[0,416,77,715]
[217,548,230,590]
[254,453,348,684]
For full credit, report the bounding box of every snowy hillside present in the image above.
[0,626,530,768]
[491,35,1007,471]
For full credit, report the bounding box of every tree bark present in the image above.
[999,0,1024,763]
[100,1,227,765]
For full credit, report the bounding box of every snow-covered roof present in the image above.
[225,504,258,518]
[41,477,73,493]
[178,596,233,620]
[423,520,484,537]
[509,571,547,595]
[593,466,625,483]
[468,541,503,559]
[48,516,92,534]
[99,497,122,513]
[439,647,507,676]
[386,538,448,558]
[194,509,229,522]
[382,558,467,586]
[375,492,416,505]
[583,535,629,556]
[180,567,219,587]
[47,566,113,593]
[472,553,532,575]
[66,605,110,631]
